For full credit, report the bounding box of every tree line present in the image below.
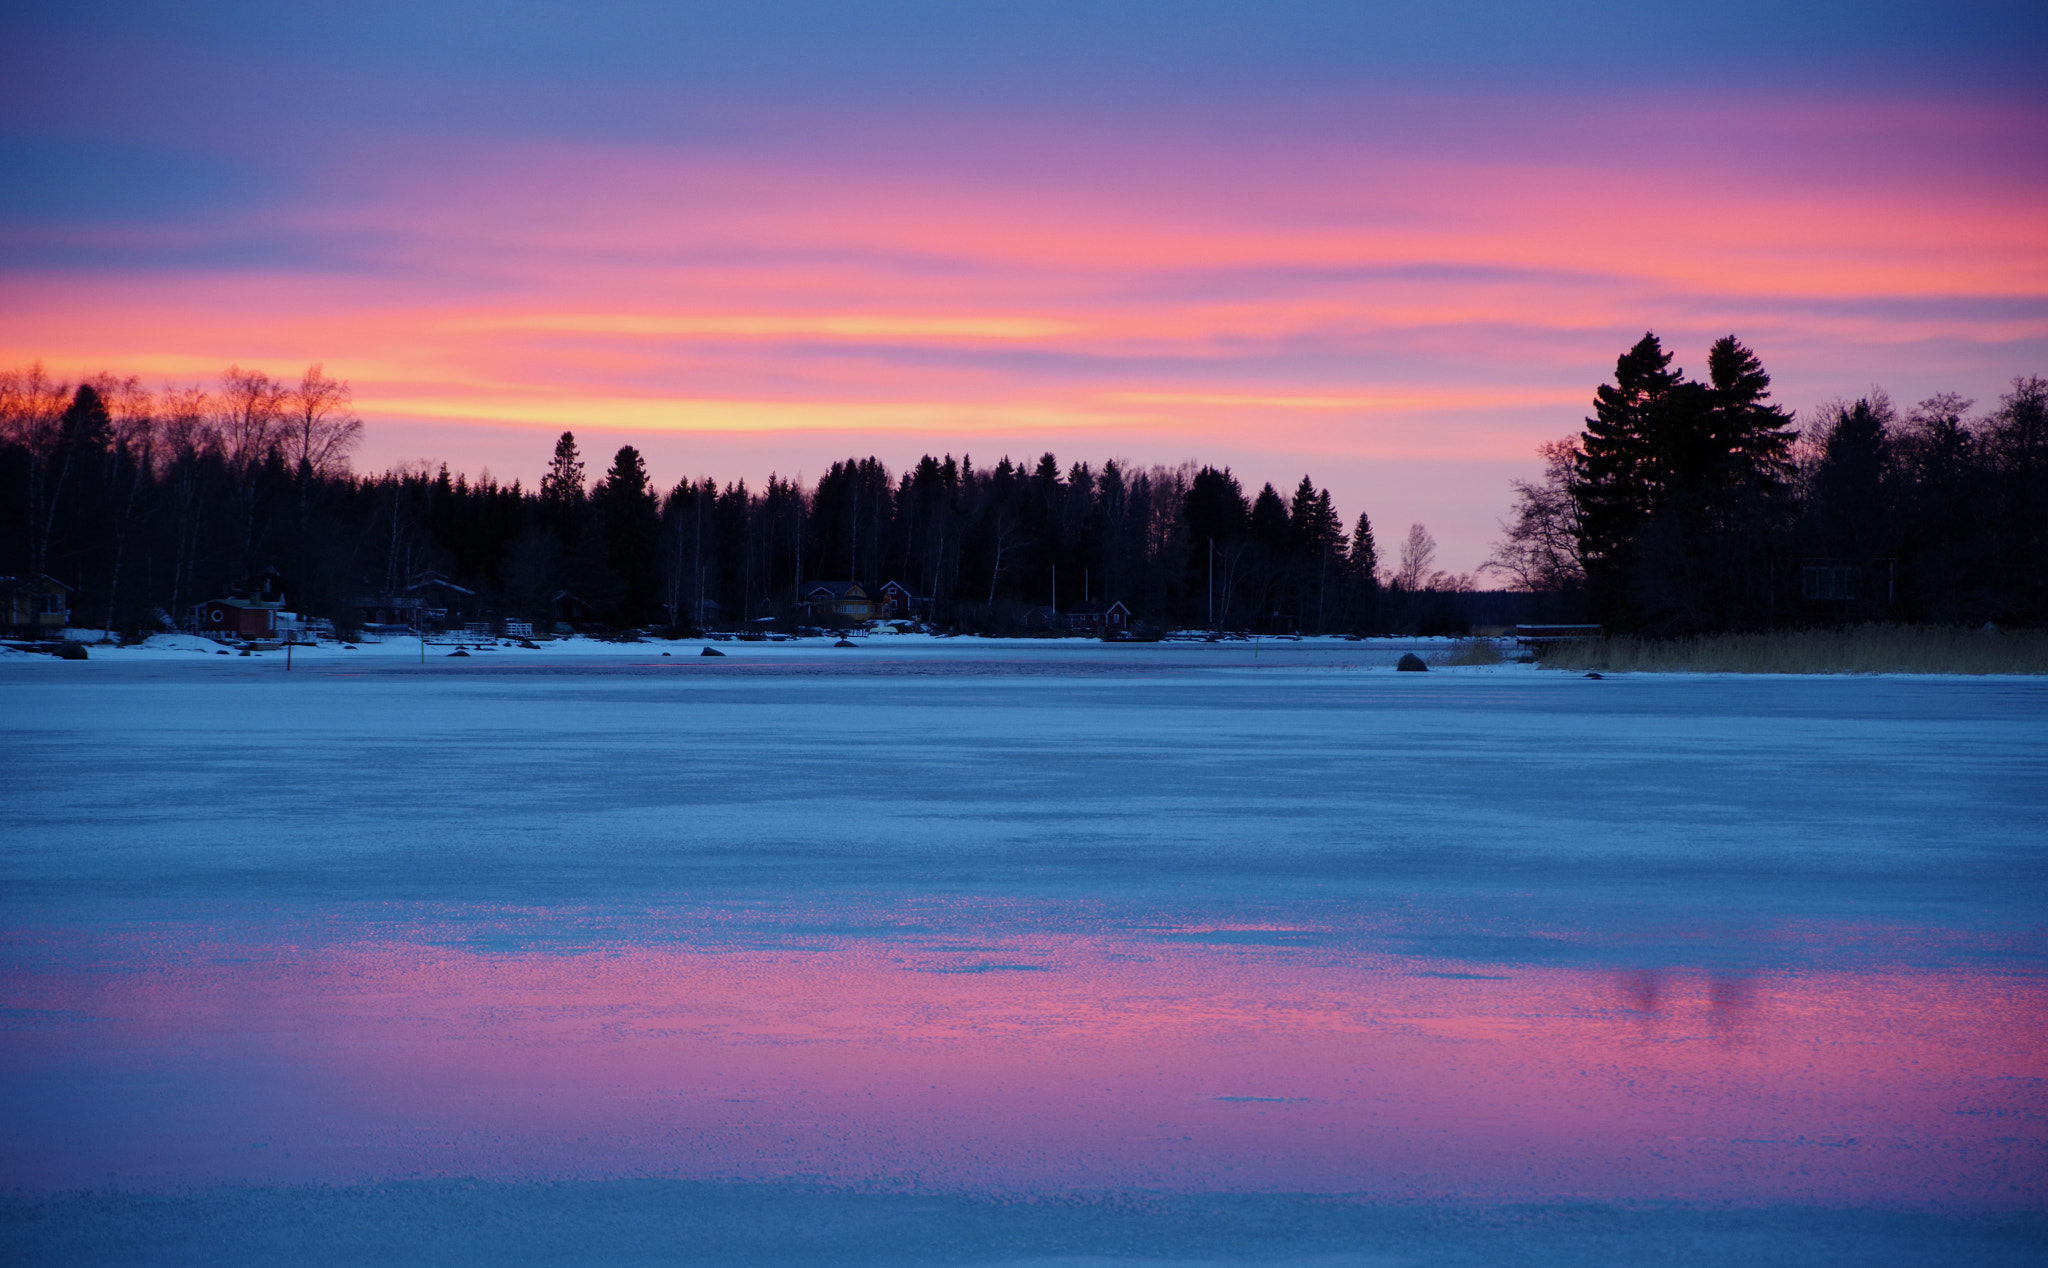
[5,362,1491,637]
[1487,335,2048,632]
[14,342,2032,640]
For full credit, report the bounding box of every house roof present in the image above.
[405,571,476,597]
[203,596,283,611]
[0,574,73,593]
[800,581,871,599]
[1067,600,1129,616]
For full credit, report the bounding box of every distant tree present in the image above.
[1802,395,1897,558]
[283,365,362,482]
[1394,523,1437,591]
[539,431,585,513]
[1895,393,1985,621]
[1349,512,1378,581]
[1619,335,1797,631]
[1565,333,1797,630]
[1703,336,1796,494]
[36,383,112,577]
[592,444,660,625]
[1573,333,1688,625]
[1248,482,1290,554]
[1184,466,1249,622]
[1483,439,1585,595]
[1983,376,2048,623]
[1287,477,1344,631]
[215,366,285,477]
[1,365,74,573]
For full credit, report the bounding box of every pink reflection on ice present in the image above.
[3,920,2043,1205]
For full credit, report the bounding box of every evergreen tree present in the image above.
[1249,483,1290,554]
[593,444,659,625]
[1349,512,1378,582]
[1704,336,1796,492]
[1569,333,1801,630]
[1574,333,1685,625]
[1183,466,1249,623]
[1985,377,2048,624]
[38,384,113,578]
[539,432,585,516]
[1805,396,1896,558]
[1288,477,1344,631]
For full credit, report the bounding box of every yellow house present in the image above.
[0,575,71,635]
[798,581,879,621]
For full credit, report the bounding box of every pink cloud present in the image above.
[4,91,2041,570]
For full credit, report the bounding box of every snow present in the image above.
[2,645,2044,1264]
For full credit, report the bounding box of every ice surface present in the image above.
[3,642,2044,1264]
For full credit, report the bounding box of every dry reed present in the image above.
[1537,625,2048,675]
[1438,639,1506,666]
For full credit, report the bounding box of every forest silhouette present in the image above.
[4,338,2043,638]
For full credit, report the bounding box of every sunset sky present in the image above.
[5,2,2044,569]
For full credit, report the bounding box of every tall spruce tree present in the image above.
[1704,336,1795,491]
[1569,333,1803,629]
[1349,512,1378,582]
[539,431,585,519]
[1574,334,1685,625]
[593,444,660,625]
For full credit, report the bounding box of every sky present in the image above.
[3,2,2044,571]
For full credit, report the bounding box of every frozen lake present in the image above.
[4,638,2045,1264]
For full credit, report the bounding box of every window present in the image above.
[1802,566,1856,601]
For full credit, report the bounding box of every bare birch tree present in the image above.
[216,366,287,566]
[284,365,363,479]
[1394,522,1437,591]
[1482,438,1587,593]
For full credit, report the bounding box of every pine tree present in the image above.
[1572,332,1714,627]
[1704,336,1795,494]
[1575,334,1681,574]
[1350,512,1378,581]
[1287,478,1344,632]
[539,432,584,513]
[593,445,659,625]
[1249,483,1290,555]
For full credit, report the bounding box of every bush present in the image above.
[57,641,89,660]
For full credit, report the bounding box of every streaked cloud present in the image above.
[443,313,1083,342]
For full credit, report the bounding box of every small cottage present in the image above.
[0,574,71,635]
[355,570,482,631]
[798,581,879,621]
[194,596,283,639]
[195,570,287,639]
[877,581,929,620]
[1063,600,1131,634]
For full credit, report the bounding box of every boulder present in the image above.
[1395,652,1428,672]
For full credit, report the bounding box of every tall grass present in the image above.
[1538,625,2048,675]
[1438,639,1505,666]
